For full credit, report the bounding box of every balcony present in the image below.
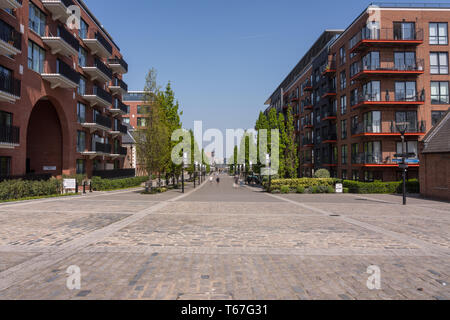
[41,60,80,89]
[109,78,128,96]
[108,57,128,74]
[0,19,21,56]
[82,86,112,108]
[302,138,314,148]
[321,109,337,121]
[321,86,336,99]
[109,122,128,137]
[81,113,112,133]
[303,81,313,91]
[322,133,337,144]
[302,99,313,110]
[110,100,128,116]
[303,119,313,129]
[0,0,22,10]
[82,58,112,84]
[83,32,113,59]
[42,25,79,57]
[0,71,20,102]
[321,61,336,76]
[351,120,426,137]
[352,91,425,109]
[350,28,424,53]
[350,59,424,81]
[0,125,19,148]
[81,142,111,159]
[110,146,128,159]
[41,0,74,24]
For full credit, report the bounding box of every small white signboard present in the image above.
[43,166,56,171]
[63,179,76,190]
[335,183,343,194]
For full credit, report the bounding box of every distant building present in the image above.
[420,109,450,201]
[123,91,149,129]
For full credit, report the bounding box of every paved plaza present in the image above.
[0,175,449,300]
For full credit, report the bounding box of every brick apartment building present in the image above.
[264,2,450,182]
[122,91,148,129]
[0,0,129,178]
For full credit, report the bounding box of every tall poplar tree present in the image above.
[284,109,298,178]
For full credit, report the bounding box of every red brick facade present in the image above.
[266,4,450,182]
[0,0,128,178]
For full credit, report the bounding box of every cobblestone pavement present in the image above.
[0,176,448,300]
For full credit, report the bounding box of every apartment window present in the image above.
[362,51,380,70]
[0,110,12,127]
[78,76,86,96]
[394,52,416,70]
[364,171,374,183]
[396,141,418,159]
[430,23,448,45]
[364,111,381,133]
[352,170,360,181]
[340,71,346,90]
[395,81,416,101]
[341,119,347,139]
[123,117,130,124]
[77,102,86,123]
[396,111,417,131]
[350,61,360,78]
[137,105,150,114]
[29,2,46,36]
[341,169,347,180]
[431,82,449,104]
[79,19,88,39]
[76,159,86,175]
[27,41,45,73]
[430,52,449,74]
[363,141,382,163]
[78,47,87,67]
[339,46,346,65]
[137,117,147,127]
[340,95,347,115]
[341,145,348,165]
[393,22,415,40]
[432,110,447,126]
[351,143,359,164]
[77,131,86,153]
[363,81,381,101]
[0,157,11,177]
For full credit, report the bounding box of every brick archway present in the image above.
[26,97,68,176]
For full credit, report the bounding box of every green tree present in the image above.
[284,109,298,178]
[255,111,269,174]
[277,113,287,178]
[136,69,170,187]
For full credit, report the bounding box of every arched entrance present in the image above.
[26,99,63,176]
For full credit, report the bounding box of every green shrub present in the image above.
[91,176,148,191]
[343,179,420,194]
[327,186,335,194]
[0,178,62,201]
[280,185,290,194]
[296,186,305,194]
[314,169,331,179]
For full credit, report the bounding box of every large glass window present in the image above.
[393,22,415,40]
[79,19,88,39]
[77,102,86,123]
[394,52,416,70]
[340,95,347,115]
[341,145,348,165]
[0,157,11,177]
[431,82,449,104]
[340,71,346,90]
[77,131,85,153]
[395,81,416,101]
[362,51,379,70]
[78,76,86,96]
[430,52,448,74]
[363,111,381,133]
[395,111,417,132]
[339,46,346,65]
[76,159,86,174]
[28,41,45,73]
[137,105,150,114]
[396,141,418,159]
[78,46,87,67]
[430,23,448,45]
[362,81,380,101]
[432,110,447,126]
[137,117,147,127]
[0,110,12,127]
[364,141,381,163]
[341,119,347,139]
[29,2,46,36]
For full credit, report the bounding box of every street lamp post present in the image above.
[266,154,271,192]
[396,123,409,206]
[182,150,187,194]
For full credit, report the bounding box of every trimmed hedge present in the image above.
[343,179,420,194]
[91,176,149,191]
[265,178,338,192]
[0,178,62,201]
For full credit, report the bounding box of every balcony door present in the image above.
[364,141,381,163]
[364,111,381,133]
[393,22,415,40]
[363,81,381,101]
[394,52,416,70]
[363,52,380,70]
[396,111,417,132]
[395,81,416,101]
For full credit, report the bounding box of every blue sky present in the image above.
[84,0,450,135]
